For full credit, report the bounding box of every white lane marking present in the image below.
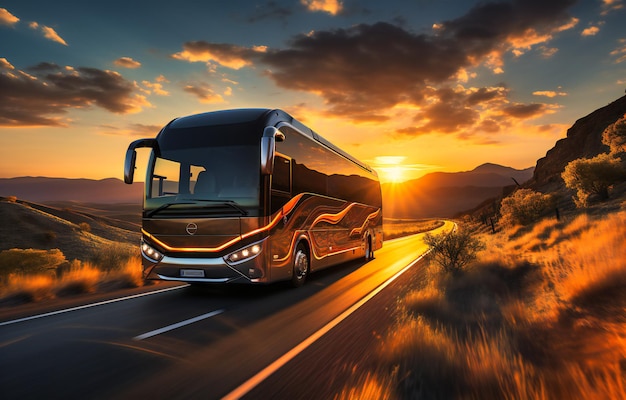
[133,309,225,340]
[0,285,189,327]
[221,252,430,400]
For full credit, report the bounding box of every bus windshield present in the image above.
[145,144,260,216]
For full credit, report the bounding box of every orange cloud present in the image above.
[29,21,68,45]
[611,39,626,63]
[141,80,169,96]
[0,58,15,70]
[581,26,600,36]
[533,90,567,97]
[172,42,266,69]
[114,57,141,69]
[0,7,19,26]
[301,0,343,15]
[41,25,67,46]
[602,0,624,15]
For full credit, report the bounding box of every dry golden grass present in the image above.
[338,210,626,399]
[333,371,396,400]
[0,244,144,305]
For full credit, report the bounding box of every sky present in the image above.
[1,0,625,183]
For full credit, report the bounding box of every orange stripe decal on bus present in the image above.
[142,193,307,253]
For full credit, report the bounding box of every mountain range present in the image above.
[0,177,143,204]
[1,163,532,219]
[382,163,534,218]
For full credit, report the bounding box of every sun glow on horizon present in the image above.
[372,156,434,184]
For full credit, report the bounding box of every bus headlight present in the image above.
[224,242,262,265]
[141,240,164,262]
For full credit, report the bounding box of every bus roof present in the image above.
[164,108,373,173]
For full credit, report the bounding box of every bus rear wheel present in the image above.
[292,243,309,288]
[364,234,374,261]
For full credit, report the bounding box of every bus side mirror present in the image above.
[124,138,159,184]
[124,148,137,184]
[261,127,285,175]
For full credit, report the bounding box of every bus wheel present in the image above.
[292,243,309,288]
[364,235,374,261]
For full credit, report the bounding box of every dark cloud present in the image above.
[467,86,507,106]
[0,63,149,127]
[406,101,479,136]
[502,103,546,118]
[259,22,465,121]
[257,0,575,127]
[174,0,577,135]
[182,81,224,103]
[27,62,62,72]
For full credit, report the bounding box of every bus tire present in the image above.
[364,234,374,261]
[291,243,309,288]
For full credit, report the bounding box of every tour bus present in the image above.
[124,109,383,287]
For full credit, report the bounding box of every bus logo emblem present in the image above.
[186,223,198,235]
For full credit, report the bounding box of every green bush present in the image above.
[562,153,626,207]
[424,230,484,275]
[602,114,626,155]
[88,243,136,272]
[499,189,555,226]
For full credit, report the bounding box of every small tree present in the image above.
[562,153,626,207]
[424,230,484,275]
[602,114,626,156]
[499,189,554,226]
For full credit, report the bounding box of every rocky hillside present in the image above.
[528,95,626,190]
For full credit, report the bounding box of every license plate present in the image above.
[180,269,205,278]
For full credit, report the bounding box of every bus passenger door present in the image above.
[269,154,294,278]
[270,154,291,213]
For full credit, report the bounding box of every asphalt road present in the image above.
[0,221,453,399]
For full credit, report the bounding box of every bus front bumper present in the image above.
[142,254,267,284]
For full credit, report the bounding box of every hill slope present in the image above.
[0,198,140,261]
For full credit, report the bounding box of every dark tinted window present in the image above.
[272,155,291,193]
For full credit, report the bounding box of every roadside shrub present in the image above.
[0,274,55,304]
[78,222,91,232]
[602,113,626,155]
[89,242,136,272]
[56,262,100,296]
[0,248,66,279]
[499,189,554,226]
[562,153,626,207]
[424,230,485,275]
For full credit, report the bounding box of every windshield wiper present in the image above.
[190,199,248,216]
[145,201,195,218]
[145,199,248,218]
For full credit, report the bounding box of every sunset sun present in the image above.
[374,156,409,183]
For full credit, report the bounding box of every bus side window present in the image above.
[271,154,291,214]
[272,155,291,193]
